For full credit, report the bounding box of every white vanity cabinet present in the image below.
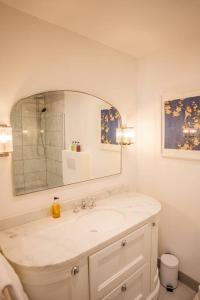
[14,258,89,300]
[13,222,158,300]
[89,224,151,300]
[10,221,159,300]
[0,193,161,300]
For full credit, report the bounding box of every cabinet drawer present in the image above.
[89,224,151,300]
[102,264,150,300]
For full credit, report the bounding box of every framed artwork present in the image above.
[100,106,121,151]
[162,91,200,160]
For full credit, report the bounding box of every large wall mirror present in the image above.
[11,91,122,195]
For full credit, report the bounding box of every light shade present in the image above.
[0,125,13,157]
[116,126,134,145]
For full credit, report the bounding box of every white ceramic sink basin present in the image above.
[76,209,125,233]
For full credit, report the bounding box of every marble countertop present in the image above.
[0,192,161,270]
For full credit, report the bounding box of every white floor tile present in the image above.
[158,282,196,300]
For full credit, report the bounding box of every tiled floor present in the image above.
[159,282,196,300]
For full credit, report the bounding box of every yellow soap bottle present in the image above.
[51,197,61,218]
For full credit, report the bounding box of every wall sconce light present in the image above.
[116,125,134,145]
[0,125,13,157]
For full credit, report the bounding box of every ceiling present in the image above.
[1,0,200,58]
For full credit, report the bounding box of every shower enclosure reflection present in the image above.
[11,91,122,195]
[11,92,64,195]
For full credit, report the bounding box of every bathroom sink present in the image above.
[76,209,125,233]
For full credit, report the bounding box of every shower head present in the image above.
[41,108,47,113]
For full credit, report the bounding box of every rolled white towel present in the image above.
[194,294,199,300]
[194,286,200,300]
[0,253,28,300]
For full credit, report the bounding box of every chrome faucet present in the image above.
[88,196,96,209]
[81,200,87,209]
[73,197,97,213]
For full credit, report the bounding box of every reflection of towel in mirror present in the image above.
[194,286,200,300]
[0,253,28,300]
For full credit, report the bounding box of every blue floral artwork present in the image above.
[164,96,200,151]
[101,107,121,145]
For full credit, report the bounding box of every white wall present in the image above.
[137,42,200,282]
[0,3,137,219]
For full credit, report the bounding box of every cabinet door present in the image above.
[20,258,89,300]
[24,275,73,300]
[89,224,151,300]
[102,264,149,300]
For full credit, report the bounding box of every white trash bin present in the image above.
[160,254,179,290]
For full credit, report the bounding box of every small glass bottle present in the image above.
[76,142,81,152]
[51,197,61,218]
[70,141,73,151]
[71,141,76,151]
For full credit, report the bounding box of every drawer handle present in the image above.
[71,265,79,276]
[121,284,127,292]
[121,240,127,247]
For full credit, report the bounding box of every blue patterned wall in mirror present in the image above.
[101,107,121,145]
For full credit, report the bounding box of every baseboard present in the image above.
[179,271,199,292]
[158,258,199,292]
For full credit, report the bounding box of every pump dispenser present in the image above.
[51,197,61,218]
